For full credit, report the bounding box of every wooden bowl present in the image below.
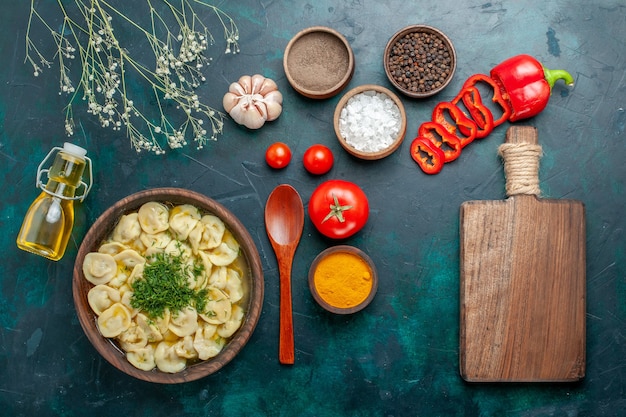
[308,245,378,314]
[384,25,456,98]
[72,188,264,383]
[333,84,407,160]
[283,26,355,99]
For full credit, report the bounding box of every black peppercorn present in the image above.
[386,29,454,95]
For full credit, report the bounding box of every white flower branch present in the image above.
[26,0,240,154]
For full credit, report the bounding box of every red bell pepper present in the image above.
[418,122,462,162]
[432,101,478,147]
[461,74,512,126]
[410,136,445,175]
[489,54,574,121]
[409,55,573,175]
[452,85,495,139]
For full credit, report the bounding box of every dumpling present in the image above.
[98,241,128,255]
[217,304,244,338]
[168,306,198,337]
[140,231,172,253]
[173,335,198,359]
[83,252,117,285]
[87,284,120,316]
[184,260,206,290]
[136,313,164,343]
[193,323,224,360]
[118,322,148,352]
[199,215,225,250]
[97,302,132,338]
[114,249,145,269]
[154,341,187,373]
[207,265,227,289]
[168,204,201,240]
[164,239,192,260]
[126,263,144,286]
[222,229,240,253]
[111,213,142,244]
[127,344,156,371]
[187,222,204,255]
[206,242,238,266]
[119,287,140,318]
[137,202,170,234]
[199,288,231,325]
[224,268,244,303]
[197,251,214,283]
[152,309,171,335]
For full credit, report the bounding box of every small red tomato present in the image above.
[303,144,334,175]
[308,180,369,239]
[265,142,292,169]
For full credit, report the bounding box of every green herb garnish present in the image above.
[131,251,207,319]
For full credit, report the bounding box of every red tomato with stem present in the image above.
[308,180,369,239]
[303,144,334,175]
[265,142,292,169]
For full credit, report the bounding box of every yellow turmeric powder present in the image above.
[313,251,373,308]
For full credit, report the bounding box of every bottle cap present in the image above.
[63,142,87,159]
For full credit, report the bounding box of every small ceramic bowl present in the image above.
[384,25,456,98]
[308,245,378,314]
[283,26,355,99]
[333,84,407,160]
[73,188,264,384]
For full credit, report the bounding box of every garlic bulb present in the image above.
[223,74,283,129]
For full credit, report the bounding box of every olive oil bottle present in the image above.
[17,143,93,261]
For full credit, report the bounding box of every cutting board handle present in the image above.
[499,126,543,197]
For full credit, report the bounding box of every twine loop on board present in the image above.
[498,142,543,196]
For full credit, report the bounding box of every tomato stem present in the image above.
[322,194,352,223]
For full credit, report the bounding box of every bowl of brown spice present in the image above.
[308,245,378,314]
[384,25,456,98]
[283,26,355,99]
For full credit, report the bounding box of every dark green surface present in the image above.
[2,1,625,416]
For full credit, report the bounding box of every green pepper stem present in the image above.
[543,67,575,90]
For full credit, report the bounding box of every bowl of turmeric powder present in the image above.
[308,245,377,314]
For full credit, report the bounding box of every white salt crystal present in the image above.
[338,91,401,153]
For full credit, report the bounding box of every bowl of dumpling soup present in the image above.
[73,188,264,383]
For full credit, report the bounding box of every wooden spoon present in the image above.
[264,184,304,365]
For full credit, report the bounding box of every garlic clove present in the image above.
[252,94,268,117]
[237,75,253,94]
[257,77,279,97]
[250,74,267,94]
[228,81,246,96]
[242,113,266,129]
[230,101,267,129]
[263,90,283,121]
[222,92,239,113]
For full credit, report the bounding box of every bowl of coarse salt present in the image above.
[333,84,407,160]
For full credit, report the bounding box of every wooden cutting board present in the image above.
[459,126,586,382]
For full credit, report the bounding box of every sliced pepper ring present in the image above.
[452,85,495,139]
[417,121,462,163]
[461,73,512,126]
[432,101,478,147]
[410,136,446,175]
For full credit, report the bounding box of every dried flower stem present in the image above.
[26,0,240,154]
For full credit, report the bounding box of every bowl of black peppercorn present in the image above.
[384,25,456,98]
